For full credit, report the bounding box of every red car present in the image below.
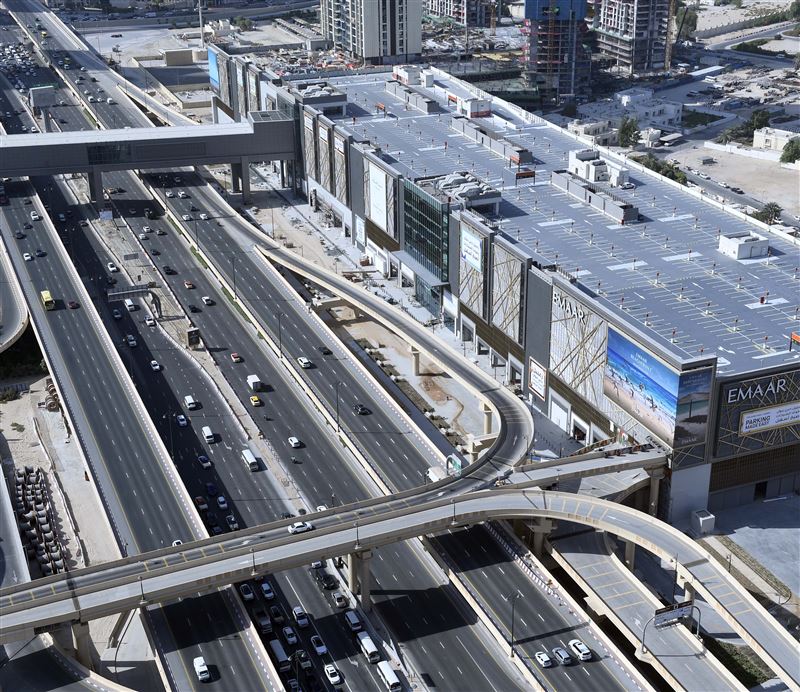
[68,300,79,309]
[230,352,242,363]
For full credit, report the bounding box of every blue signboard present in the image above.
[208,48,219,91]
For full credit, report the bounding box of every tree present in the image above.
[618,117,640,148]
[780,137,800,164]
[752,202,783,225]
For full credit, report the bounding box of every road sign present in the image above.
[187,328,201,347]
[654,600,693,628]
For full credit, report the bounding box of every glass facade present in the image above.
[403,180,449,283]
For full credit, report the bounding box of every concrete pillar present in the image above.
[108,610,132,648]
[211,98,219,124]
[648,470,665,516]
[530,518,553,557]
[409,345,420,376]
[42,108,51,133]
[88,169,103,203]
[625,539,636,571]
[358,550,373,612]
[482,402,493,435]
[240,157,251,201]
[231,161,243,194]
[72,621,93,670]
[684,581,696,604]
[52,623,76,658]
[348,553,359,594]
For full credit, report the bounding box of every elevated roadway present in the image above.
[0,238,28,352]
[3,487,799,690]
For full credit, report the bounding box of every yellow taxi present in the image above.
[249,395,262,407]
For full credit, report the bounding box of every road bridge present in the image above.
[2,487,798,689]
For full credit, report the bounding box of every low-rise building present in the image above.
[578,87,682,131]
[752,126,800,152]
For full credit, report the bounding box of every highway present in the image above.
[4,486,799,690]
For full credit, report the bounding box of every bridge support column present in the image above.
[481,402,492,435]
[683,581,696,604]
[52,623,76,659]
[625,539,636,571]
[42,108,52,133]
[648,470,664,516]
[72,621,93,670]
[231,161,242,194]
[348,552,359,593]
[240,157,251,201]
[88,169,103,204]
[529,518,553,557]
[358,549,373,612]
[409,345,420,376]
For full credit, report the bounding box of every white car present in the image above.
[324,664,341,686]
[193,656,210,682]
[534,651,552,668]
[107,261,118,272]
[217,495,228,510]
[292,606,309,628]
[310,634,327,656]
[165,190,174,198]
[297,357,312,369]
[260,580,275,600]
[142,225,151,233]
[125,334,137,347]
[138,232,147,240]
[145,315,155,327]
[23,252,32,261]
[282,626,298,646]
[239,583,255,602]
[176,414,188,427]
[568,638,592,661]
[315,504,328,512]
[150,360,161,371]
[178,190,188,198]
[201,296,213,306]
[288,436,301,448]
[287,521,313,535]
[199,213,209,220]
[181,214,191,221]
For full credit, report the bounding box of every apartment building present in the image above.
[594,0,672,74]
[424,0,491,26]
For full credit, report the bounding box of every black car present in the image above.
[318,345,332,355]
[162,265,175,275]
[269,605,284,625]
[150,248,160,256]
[280,511,294,519]
[106,275,117,286]
[35,248,46,257]
[312,569,337,590]
[14,231,24,239]
[353,403,369,415]
[188,304,199,313]
[23,222,32,229]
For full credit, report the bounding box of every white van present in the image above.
[124,298,136,312]
[183,395,198,410]
[201,426,214,443]
[192,656,210,682]
[241,449,258,472]
[30,210,40,221]
[344,609,362,632]
[377,661,402,691]
[357,632,380,663]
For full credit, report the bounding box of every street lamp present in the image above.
[277,312,287,359]
[508,592,521,657]
[354,521,361,550]
[334,380,343,432]
[250,547,256,577]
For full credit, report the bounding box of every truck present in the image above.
[247,374,262,392]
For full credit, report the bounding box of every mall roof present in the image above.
[307,70,800,377]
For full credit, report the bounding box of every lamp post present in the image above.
[250,547,256,577]
[354,521,361,550]
[335,380,343,432]
[508,592,521,657]
[277,312,287,358]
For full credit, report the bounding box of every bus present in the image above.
[241,449,258,472]
[40,290,55,310]
[268,639,290,673]
[377,661,402,691]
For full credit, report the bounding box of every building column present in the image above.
[88,168,103,204]
[648,470,665,516]
[72,621,93,670]
[409,345,420,376]
[482,402,493,435]
[358,549,373,612]
[625,539,636,571]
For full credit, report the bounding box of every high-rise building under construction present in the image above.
[514,0,592,105]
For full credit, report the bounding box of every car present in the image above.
[318,571,337,590]
[194,496,208,511]
[288,436,302,448]
[292,606,309,628]
[239,583,255,601]
[315,504,328,513]
[310,634,327,656]
[181,214,191,221]
[230,352,242,363]
[297,357,312,368]
[620,182,635,190]
[201,296,213,306]
[226,514,239,530]
[216,495,228,510]
[295,648,312,670]
[551,647,572,665]
[178,190,188,198]
[197,454,211,469]
[280,511,294,520]
[282,626,298,646]
[68,300,79,309]
[107,262,118,272]
[192,656,210,682]
[23,252,32,261]
[23,222,33,229]
[288,521,313,535]
[205,482,218,497]
[331,591,348,608]
[141,225,152,233]
[35,248,46,258]
[171,539,183,547]
[260,580,275,600]
[138,232,148,240]
[165,190,174,198]
[353,403,369,415]
[534,651,552,668]
[318,346,332,355]
[207,513,223,535]
[150,360,161,371]
[162,265,175,275]
[149,248,160,256]
[125,334,137,347]
[145,315,155,327]
[30,212,41,223]
[269,605,284,624]
[112,308,122,319]
[110,33,122,38]
[568,639,592,661]
[249,395,262,407]
[184,280,194,289]
[14,231,24,239]
[199,213,209,220]
[176,414,188,427]
[324,664,341,686]
[156,229,166,236]
[188,304,199,313]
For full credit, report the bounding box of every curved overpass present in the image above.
[0,240,29,353]
[1,488,798,689]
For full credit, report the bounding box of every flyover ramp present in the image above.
[0,237,28,353]
[2,488,798,690]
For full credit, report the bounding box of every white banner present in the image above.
[367,162,388,232]
[460,224,483,272]
[528,357,546,400]
[355,217,365,244]
[740,400,800,435]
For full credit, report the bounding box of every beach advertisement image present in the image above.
[674,367,713,448]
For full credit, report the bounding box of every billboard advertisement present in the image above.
[208,48,219,91]
[460,224,483,272]
[367,161,388,232]
[603,328,712,448]
[715,370,800,458]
